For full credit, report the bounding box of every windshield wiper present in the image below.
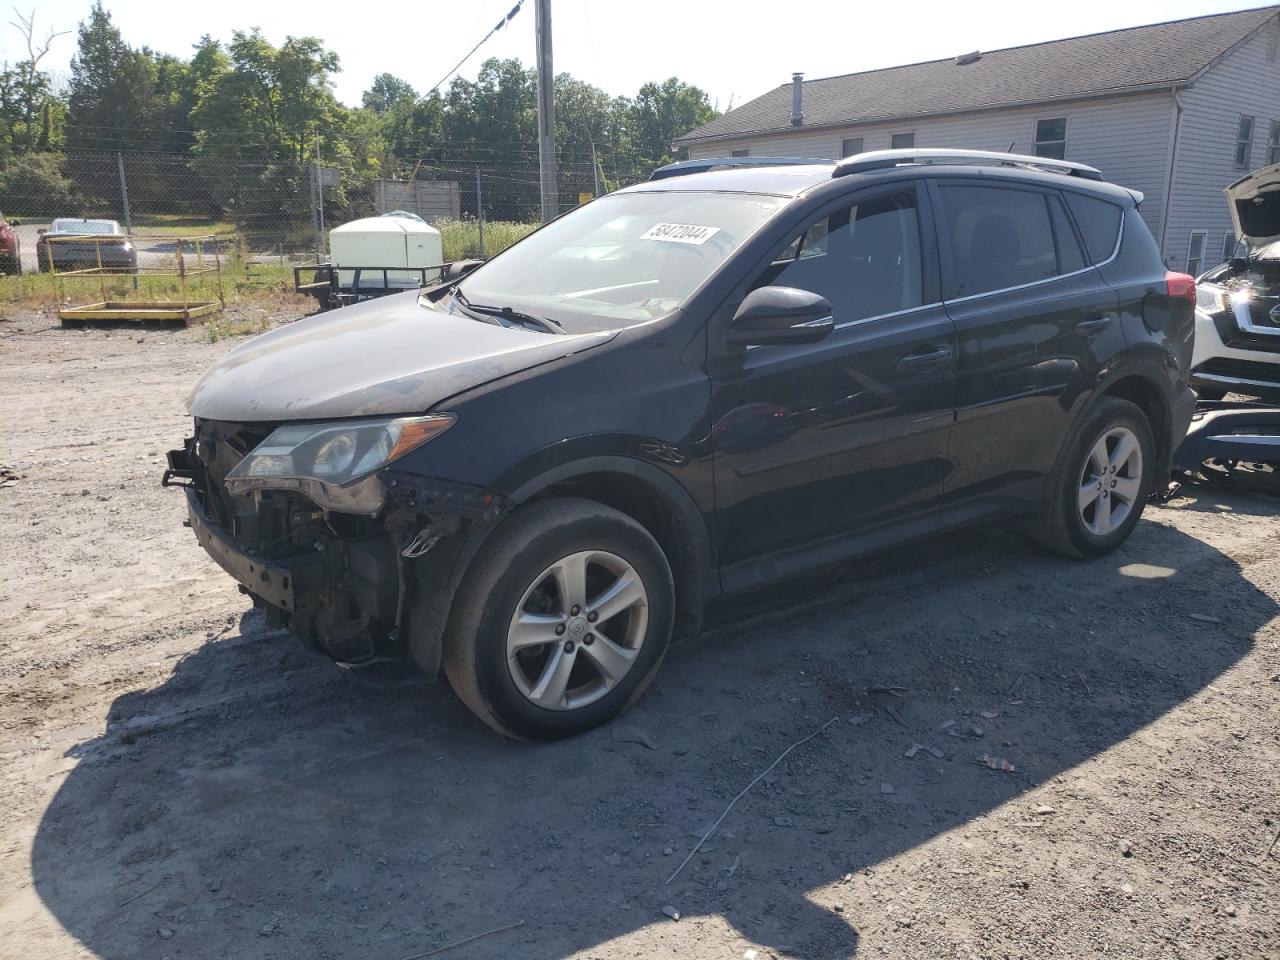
[453,290,563,334]
[449,288,501,326]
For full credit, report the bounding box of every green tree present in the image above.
[630,77,717,164]
[190,30,367,237]
[66,2,163,151]
[362,73,415,114]
[442,58,536,160]
[0,8,69,155]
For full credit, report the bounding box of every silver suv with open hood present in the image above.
[1192,163,1280,401]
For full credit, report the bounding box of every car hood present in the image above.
[1226,163,1280,247]
[187,290,616,422]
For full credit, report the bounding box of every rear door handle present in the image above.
[897,345,953,371]
[1075,315,1113,336]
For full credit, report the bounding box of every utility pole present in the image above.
[535,0,558,221]
[116,152,132,235]
[590,139,600,197]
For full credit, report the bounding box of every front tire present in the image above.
[442,497,675,740]
[1030,397,1154,559]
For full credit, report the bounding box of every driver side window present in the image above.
[752,192,924,324]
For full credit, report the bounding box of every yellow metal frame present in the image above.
[59,300,223,321]
[48,233,226,324]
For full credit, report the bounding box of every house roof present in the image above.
[677,5,1280,144]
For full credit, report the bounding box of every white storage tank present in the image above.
[328,211,443,292]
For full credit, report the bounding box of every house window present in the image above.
[1235,116,1254,169]
[1187,230,1207,276]
[1269,122,1280,165]
[1223,232,1237,263]
[730,149,749,158]
[841,137,864,157]
[890,132,915,149]
[1034,117,1067,159]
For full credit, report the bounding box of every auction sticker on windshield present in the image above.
[641,222,721,245]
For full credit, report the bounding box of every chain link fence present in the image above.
[2,147,666,267]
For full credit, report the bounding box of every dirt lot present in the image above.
[1,305,1278,960]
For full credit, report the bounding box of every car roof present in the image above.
[623,156,1139,207]
[51,218,119,228]
[620,164,835,197]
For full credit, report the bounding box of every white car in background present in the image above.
[1192,164,1280,402]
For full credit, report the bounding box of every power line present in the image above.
[427,0,525,94]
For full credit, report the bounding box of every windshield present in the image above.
[51,220,118,235]
[449,190,790,329]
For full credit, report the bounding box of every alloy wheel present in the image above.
[505,550,649,710]
[1077,425,1143,536]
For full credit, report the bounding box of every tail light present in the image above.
[1165,271,1197,304]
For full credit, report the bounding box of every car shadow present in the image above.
[31,509,1274,959]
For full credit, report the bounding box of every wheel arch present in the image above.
[405,456,713,679]
[507,456,713,638]
[1095,369,1173,476]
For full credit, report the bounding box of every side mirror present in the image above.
[727,285,834,347]
[36,227,46,235]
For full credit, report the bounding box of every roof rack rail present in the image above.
[832,148,1104,181]
[649,156,831,181]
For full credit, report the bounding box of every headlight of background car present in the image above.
[1195,283,1229,315]
[224,414,454,514]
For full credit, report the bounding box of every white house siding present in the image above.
[1166,18,1280,272]
[686,92,1174,244]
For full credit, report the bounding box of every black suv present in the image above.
[167,149,1197,740]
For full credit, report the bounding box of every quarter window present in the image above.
[1034,118,1067,160]
[1236,116,1254,169]
[841,137,864,157]
[753,192,923,324]
[1268,122,1280,166]
[1187,230,1207,276]
[1063,192,1122,264]
[936,184,1076,298]
[890,132,915,150]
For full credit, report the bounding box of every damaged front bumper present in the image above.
[165,426,506,667]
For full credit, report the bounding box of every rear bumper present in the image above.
[1171,384,1197,450]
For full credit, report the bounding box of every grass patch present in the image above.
[0,260,308,311]
[129,214,238,238]
[436,219,537,261]
[204,314,274,342]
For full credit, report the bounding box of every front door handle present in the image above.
[898,345,953,371]
[1075,315,1113,336]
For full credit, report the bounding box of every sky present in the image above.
[0,0,1266,111]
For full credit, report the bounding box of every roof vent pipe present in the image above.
[955,50,982,65]
[791,72,804,126]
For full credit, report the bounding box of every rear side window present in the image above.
[936,184,1068,298]
[1063,192,1122,265]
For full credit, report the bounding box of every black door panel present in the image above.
[709,185,956,577]
[931,179,1122,505]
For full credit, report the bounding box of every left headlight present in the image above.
[224,414,455,513]
[1196,283,1228,315]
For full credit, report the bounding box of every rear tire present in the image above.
[1029,397,1155,559]
[0,254,18,275]
[442,497,675,740]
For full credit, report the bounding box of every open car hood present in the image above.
[187,290,615,422]
[1226,163,1280,247]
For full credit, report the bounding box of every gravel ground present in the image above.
[1,306,1277,960]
